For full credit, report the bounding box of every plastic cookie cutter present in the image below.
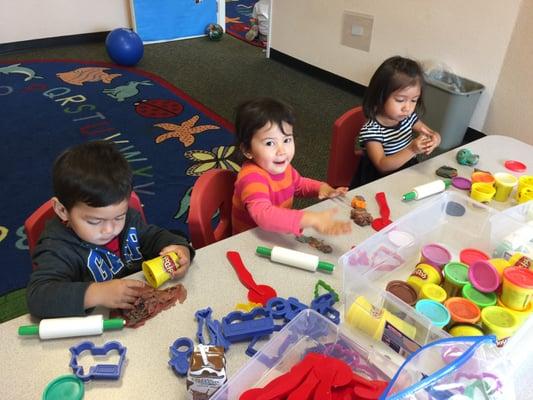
[69,340,127,382]
[311,293,340,324]
[221,307,274,343]
[456,371,503,396]
[313,279,339,302]
[168,337,194,376]
[195,307,230,350]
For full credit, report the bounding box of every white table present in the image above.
[1,135,532,399]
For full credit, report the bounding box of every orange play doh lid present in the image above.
[444,297,481,324]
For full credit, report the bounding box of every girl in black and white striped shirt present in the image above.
[350,56,441,188]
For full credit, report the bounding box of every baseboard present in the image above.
[270,48,487,142]
[0,32,109,55]
[269,48,366,97]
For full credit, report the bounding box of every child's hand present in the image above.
[410,134,431,155]
[85,279,145,310]
[318,183,349,200]
[423,131,441,155]
[302,208,352,235]
[159,245,191,279]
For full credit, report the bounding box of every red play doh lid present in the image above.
[468,260,500,293]
[504,160,527,173]
[460,248,490,267]
[503,267,533,289]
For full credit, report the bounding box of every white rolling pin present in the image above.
[18,314,125,340]
[402,179,451,201]
[256,246,334,272]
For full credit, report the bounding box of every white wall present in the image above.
[0,0,131,43]
[483,0,533,144]
[271,0,522,136]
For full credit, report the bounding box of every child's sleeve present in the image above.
[292,166,322,197]
[237,170,304,235]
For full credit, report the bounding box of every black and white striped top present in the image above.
[358,113,419,155]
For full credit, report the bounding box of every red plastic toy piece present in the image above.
[227,251,277,306]
[371,192,392,231]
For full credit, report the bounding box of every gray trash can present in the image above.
[422,70,484,151]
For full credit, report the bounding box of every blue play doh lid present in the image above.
[415,299,451,328]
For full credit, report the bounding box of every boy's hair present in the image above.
[53,141,132,210]
[363,56,425,120]
[235,97,296,152]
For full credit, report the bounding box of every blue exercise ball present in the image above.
[106,28,144,66]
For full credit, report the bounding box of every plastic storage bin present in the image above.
[423,70,484,150]
[340,192,531,354]
[211,309,392,400]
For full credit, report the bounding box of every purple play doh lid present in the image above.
[468,260,500,293]
[421,244,452,268]
[452,177,472,190]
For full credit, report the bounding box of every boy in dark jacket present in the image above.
[27,141,195,318]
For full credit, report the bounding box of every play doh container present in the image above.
[444,297,481,325]
[420,244,451,270]
[346,296,416,341]
[415,299,450,328]
[462,284,497,309]
[501,267,533,311]
[419,283,447,303]
[508,253,533,270]
[497,297,533,327]
[442,262,469,298]
[516,175,533,201]
[488,258,511,280]
[470,182,496,203]
[142,252,180,288]
[481,306,519,347]
[407,263,442,294]
[448,324,484,337]
[385,280,418,306]
[517,186,533,204]
[493,172,518,202]
[471,171,495,185]
[468,260,500,293]
[459,248,490,267]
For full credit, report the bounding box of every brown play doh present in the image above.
[386,280,418,306]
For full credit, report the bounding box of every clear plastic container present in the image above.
[211,309,392,400]
[340,192,530,356]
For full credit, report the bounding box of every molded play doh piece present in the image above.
[468,260,500,293]
[415,299,450,328]
[462,284,497,309]
[69,341,127,382]
[445,201,466,217]
[444,297,481,325]
[460,248,490,267]
[451,177,472,190]
[505,160,527,173]
[42,375,84,400]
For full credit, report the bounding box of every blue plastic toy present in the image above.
[105,28,144,66]
[195,307,230,350]
[168,337,194,376]
[222,308,274,343]
[311,293,340,324]
[69,341,127,382]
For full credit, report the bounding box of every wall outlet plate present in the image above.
[341,11,373,52]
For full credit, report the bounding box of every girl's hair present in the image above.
[363,56,425,120]
[53,141,133,210]
[235,97,296,152]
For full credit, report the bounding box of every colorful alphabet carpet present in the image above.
[226,0,265,48]
[0,60,238,296]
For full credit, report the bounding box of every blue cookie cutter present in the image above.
[69,341,127,382]
[221,307,274,343]
[311,293,340,324]
[195,307,230,351]
[168,337,194,376]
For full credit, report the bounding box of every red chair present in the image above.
[188,169,237,249]
[326,106,366,188]
[24,191,146,258]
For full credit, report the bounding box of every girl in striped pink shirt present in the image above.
[231,97,351,236]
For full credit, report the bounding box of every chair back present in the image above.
[24,191,146,259]
[326,106,366,188]
[188,169,237,249]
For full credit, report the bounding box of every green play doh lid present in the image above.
[462,283,497,309]
[443,262,470,286]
